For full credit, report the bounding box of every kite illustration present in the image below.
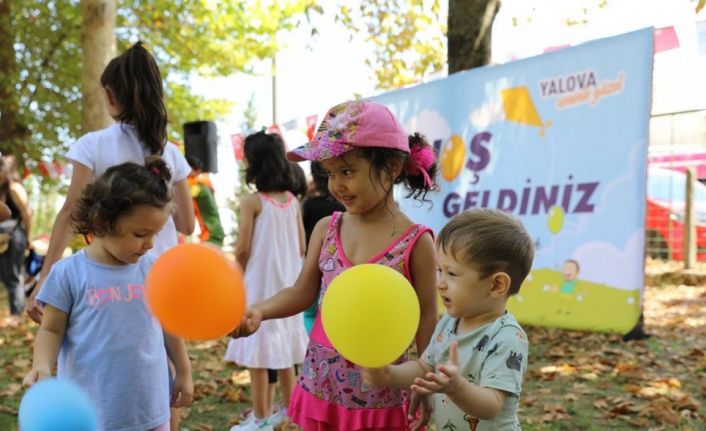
[501,86,553,136]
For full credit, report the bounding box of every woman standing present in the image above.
[0,155,32,326]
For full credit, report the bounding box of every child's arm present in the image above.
[23,305,68,386]
[296,204,306,258]
[234,193,260,269]
[171,178,196,236]
[412,342,507,420]
[410,232,438,353]
[362,358,432,389]
[233,217,328,337]
[163,332,194,408]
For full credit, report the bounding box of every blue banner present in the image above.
[376,28,654,333]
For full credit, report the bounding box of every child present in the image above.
[363,208,534,431]
[224,131,309,431]
[23,158,193,431]
[186,155,225,247]
[558,258,580,315]
[234,100,440,431]
[26,41,194,324]
[0,155,32,326]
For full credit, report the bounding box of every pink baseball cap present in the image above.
[287,100,409,162]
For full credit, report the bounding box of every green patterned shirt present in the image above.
[421,312,528,431]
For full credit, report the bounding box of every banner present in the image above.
[231,134,244,161]
[375,28,654,333]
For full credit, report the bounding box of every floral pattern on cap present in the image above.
[288,99,409,162]
[290,101,363,161]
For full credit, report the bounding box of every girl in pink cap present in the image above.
[233,99,439,431]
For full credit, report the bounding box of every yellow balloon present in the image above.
[547,205,565,234]
[321,264,420,367]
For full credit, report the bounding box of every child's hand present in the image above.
[25,286,44,324]
[23,367,51,387]
[361,366,391,388]
[170,372,194,408]
[408,391,433,431]
[230,308,262,338]
[411,341,462,396]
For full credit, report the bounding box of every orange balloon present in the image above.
[146,244,245,340]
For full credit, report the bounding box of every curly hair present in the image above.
[72,156,172,236]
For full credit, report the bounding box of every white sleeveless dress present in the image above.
[224,192,308,368]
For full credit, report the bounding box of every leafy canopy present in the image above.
[5,0,314,162]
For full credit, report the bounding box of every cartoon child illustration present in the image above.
[558,259,580,314]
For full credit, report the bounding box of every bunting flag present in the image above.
[281,118,299,131]
[267,124,283,136]
[654,26,679,53]
[37,160,67,179]
[306,114,318,142]
[231,133,244,161]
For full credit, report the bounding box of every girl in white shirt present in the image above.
[25,41,195,431]
[27,41,194,319]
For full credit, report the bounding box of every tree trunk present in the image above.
[0,0,28,156]
[81,0,116,133]
[447,0,500,74]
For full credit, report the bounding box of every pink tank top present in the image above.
[301,212,432,411]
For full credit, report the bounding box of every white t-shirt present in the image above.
[66,123,191,256]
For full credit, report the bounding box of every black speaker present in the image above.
[184,121,218,173]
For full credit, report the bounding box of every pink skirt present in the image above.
[288,384,409,431]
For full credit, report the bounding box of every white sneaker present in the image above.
[229,416,273,431]
[268,406,288,427]
[232,412,253,429]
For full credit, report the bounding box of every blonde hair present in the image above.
[437,209,534,295]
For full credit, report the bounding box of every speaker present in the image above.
[184,121,218,173]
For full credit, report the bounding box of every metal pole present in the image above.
[272,55,277,125]
[684,168,696,269]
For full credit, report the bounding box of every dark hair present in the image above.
[437,209,534,296]
[288,162,308,199]
[185,155,203,171]
[73,156,172,236]
[358,132,437,203]
[243,131,292,192]
[100,41,167,155]
[310,162,330,196]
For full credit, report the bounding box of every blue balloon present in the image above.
[19,378,98,431]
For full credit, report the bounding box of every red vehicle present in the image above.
[646,166,706,261]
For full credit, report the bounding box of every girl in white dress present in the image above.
[225,131,308,431]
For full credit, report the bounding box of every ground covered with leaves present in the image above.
[1,261,704,430]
